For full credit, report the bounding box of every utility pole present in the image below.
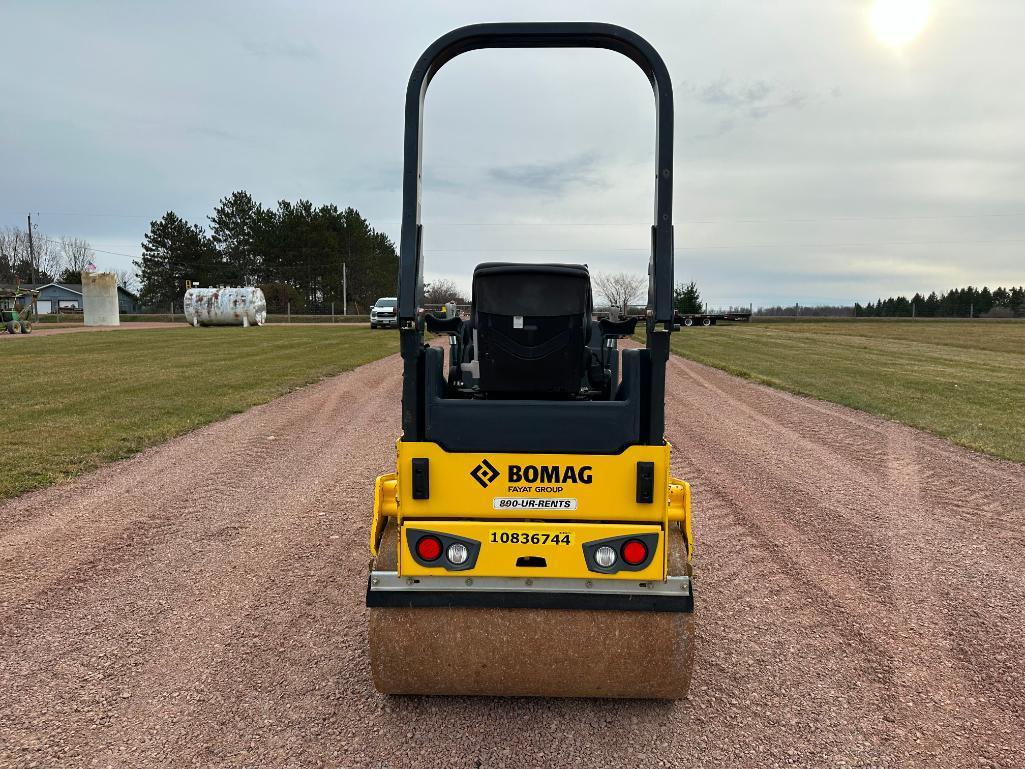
[26,214,37,285]
[342,262,347,316]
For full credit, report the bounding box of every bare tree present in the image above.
[114,269,139,294]
[59,235,96,279]
[35,237,63,283]
[423,277,467,306]
[0,227,23,282]
[592,271,646,315]
[0,225,61,283]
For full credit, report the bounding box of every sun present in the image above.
[871,0,930,47]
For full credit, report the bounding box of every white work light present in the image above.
[447,542,469,565]
[595,545,617,568]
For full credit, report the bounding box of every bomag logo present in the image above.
[508,464,593,484]
[470,459,500,488]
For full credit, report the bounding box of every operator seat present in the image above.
[471,263,592,396]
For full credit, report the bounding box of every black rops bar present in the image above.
[397,22,675,441]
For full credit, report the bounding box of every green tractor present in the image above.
[0,287,37,334]
[2,304,33,334]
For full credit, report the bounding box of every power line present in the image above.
[35,235,137,259]
[1,211,153,219]
[425,237,1025,252]
[27,232,1025,266]
[384,211,1025,225]
[8,210,1025,225]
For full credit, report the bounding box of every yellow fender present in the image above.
[667,478,694,561]
[370,472,398,556]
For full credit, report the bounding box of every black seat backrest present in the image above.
[472,262,592,396]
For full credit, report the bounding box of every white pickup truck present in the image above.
[370,297,398,329]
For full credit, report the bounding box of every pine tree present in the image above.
[210,191,261,286]
[135,212,219,309]
[923,291,939,317]
[673,281,702,314]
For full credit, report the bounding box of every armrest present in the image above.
[599,317,638,337]
[424,314,463,334]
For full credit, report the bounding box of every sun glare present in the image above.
[871,0,930,47]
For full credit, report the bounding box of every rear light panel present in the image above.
[405,528,480,571]
[402,525,660,578]
[582,532,659,574]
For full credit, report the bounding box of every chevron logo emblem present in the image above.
[470,458,500,488]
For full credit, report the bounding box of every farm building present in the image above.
[0,285,37,311]
[28,282,139,314]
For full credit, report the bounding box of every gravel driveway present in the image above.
[1,351,1022,768]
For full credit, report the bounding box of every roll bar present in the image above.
[398,23,675,442]
[397,22,675,326]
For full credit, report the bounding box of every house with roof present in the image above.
[29,282,139,314]
[0,285,38,311]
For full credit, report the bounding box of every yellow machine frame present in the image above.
[371,440,692,583]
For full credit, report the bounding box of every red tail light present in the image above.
[621,539,647,565]
[416,535,442,561]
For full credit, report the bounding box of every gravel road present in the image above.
[2,351,1023,768]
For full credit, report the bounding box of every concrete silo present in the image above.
[82,272,120,326]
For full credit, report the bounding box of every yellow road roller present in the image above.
[367,22,695,698]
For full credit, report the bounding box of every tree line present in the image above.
[0,226,135,289]
[754,304,854,317]
[585,275,704,315]
[134,191,398,314]
[415,274,707,317]
[855,285,1025,318]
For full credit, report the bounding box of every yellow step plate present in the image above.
[398,520,665,580]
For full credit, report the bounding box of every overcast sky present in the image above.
[2,1,1022,307]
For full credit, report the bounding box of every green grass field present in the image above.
[669,319,1025,463]
[1,326,398,500]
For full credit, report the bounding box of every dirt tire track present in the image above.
[1,351,1023,768]
[666,354,1024,768]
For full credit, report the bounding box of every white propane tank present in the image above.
[183,287,267,327]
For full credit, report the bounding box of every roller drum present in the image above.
[367,523,695,699]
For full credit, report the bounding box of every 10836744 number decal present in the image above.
[489,531,572,546]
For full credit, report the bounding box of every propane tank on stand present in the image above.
[183,287,267,327]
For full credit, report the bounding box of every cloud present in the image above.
[487,152,604,194]
[186,124,244,143]
[681,77,809,123]
[2,2,1022,307]
[696,78,773,108]
[241,37,320,61]
[357,162,464,194]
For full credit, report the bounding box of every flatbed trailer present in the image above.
[675,311,751,327]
